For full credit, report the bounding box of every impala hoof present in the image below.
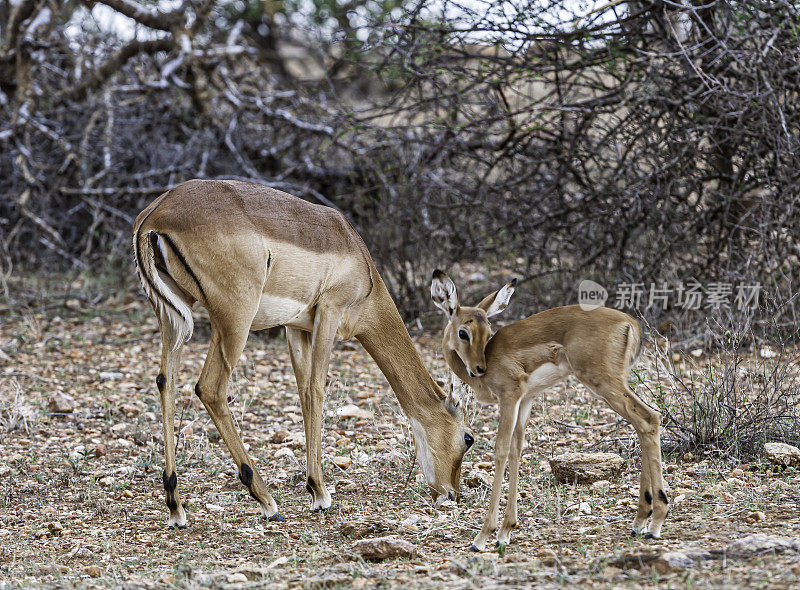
[468,544,481,552]
[644,532,658,540]
[268,512,285,522]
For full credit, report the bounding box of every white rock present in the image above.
[336,404,373,420]
[226,572,248,583]
[99,371,124,381]
[765,442,800,467]
[48,391,76,414]
[275,447,296,461]
[759,347,778,359]
[727,534,800,556]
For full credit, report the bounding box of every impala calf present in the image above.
[431,270,667,551]
[133,179,473,527]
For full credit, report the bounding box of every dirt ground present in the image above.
[2,284,800,589]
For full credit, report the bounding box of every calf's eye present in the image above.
[458,329,469,341]
[464,433,474,448]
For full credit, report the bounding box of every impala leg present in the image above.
[497,395,536,548]
[294,308,340,511]
[471,399,518,552]
[601,383,667,539]
[633,459,653,535]
[157,323,186,527]
[287,323,333,511]
[196,326,281,521]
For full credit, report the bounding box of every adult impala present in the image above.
[133,179,473,527]
[431,270,667,551]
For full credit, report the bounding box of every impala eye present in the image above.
[458,329,469,341]
[464,433,474,448]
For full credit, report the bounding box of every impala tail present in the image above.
[133,228,193,351]
[623,322,643,369]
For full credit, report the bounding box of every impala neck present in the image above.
[356,280,445,420]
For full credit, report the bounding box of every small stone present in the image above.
[352,536,416,560]
[205,503,224,512]
[745,511,766,524]
[333,456,352,469]
[464,471,491,489]
[94,444,107,458]
[474,461,493,471]
[85,565,102,578]
[548,452,625,484]
[399,514,431,533]
[274,447,295,461]
[271,429,291,443]
[654,552,697,573]
[765,442,800,468]
[336,404,373,420]
[267,556,288,569]
[99,371,124,381]
[566,502,591,515]
[337,479,359,492]
[226,572,248,583]
[48,391,76,414]
[726,534,800,556]
[759,347,777,359]
[611,550,701,573]
[99,476,114,487]
[47,521,63,535]
[110,423,128,434]
[339,519,389,539]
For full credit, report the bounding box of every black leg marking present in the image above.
[645,490,652,504]
[658,490,669,504]
[160,233,208,302]
[239,463,254,488]
[306,476,316,496]
[647,509,653,517]
[644,532,656,540]
[156,373,166,393]
[163,470,178,511]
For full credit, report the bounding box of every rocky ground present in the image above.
[2,283,800,588]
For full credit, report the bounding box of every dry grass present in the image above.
[1,284,800,588]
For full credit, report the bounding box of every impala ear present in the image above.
[477,278,517,317]
[443,390,461,418]
[431,269,459,317]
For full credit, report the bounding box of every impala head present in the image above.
[410,393,474,506]
[431,269,516,378]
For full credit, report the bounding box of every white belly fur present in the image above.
[251,294,311,331]
[525,362,570,393]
